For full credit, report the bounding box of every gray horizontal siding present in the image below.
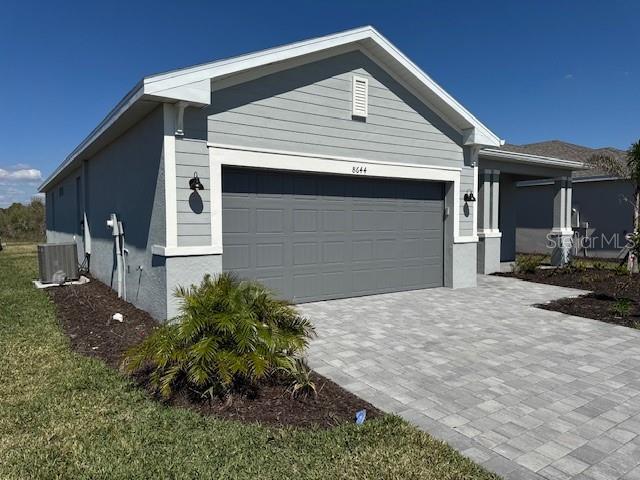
[203,51,463,168]
[182,50,474,240]
[459,166,475,236]
[175,138,211,247]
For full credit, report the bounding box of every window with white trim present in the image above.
[352,75,368,118]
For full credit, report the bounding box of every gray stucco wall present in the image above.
[46,167,85,262]
[515,179,634,258]
[451,242,477,288]
[46,106,168,320]
[184,50,474,237]
[165,254,223,319]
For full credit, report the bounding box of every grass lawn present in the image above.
[0,245,499,480]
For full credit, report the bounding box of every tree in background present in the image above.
[0,198,46,244]
[589,139,640,272]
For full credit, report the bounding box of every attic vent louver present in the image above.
[352,76,368,118]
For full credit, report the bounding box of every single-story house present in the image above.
[511,141,633,259]
[40,27,584,321]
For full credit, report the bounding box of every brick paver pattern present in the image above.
[300,276,640,480]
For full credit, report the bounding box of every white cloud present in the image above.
[0,168,42,182]
[10,163,32,170]
[0,165,43,207]
[564,73,574,80]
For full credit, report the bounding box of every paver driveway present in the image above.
[299,276,640,480]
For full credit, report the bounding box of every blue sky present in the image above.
[0,0,637,206]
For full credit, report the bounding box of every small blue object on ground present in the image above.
[355,409,366,425]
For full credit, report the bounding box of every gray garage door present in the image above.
[222,167,444,303]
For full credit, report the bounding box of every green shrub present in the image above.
[591,261,608,270]
[289,359,317,399]
[613,264,630,275]
[567,259,590,272]
[514,255,544,274]
[611,298,633,318]
[124,273,315,399]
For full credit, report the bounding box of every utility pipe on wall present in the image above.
[106,213,125,299]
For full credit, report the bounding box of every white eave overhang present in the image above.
[40,26,503,192]
[480,148,587,171]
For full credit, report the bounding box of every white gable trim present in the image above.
[146,26,501,145]
[41,26,502,192]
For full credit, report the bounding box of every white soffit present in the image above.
[41,26,502,191]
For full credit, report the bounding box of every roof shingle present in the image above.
[497,140,627,178]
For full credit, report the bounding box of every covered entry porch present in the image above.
[476,147,585,274]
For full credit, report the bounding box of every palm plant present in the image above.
[628,141,640,233]
[123,273,315,400]
[588,139,640,273]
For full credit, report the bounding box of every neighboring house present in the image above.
[512,141,634,259]
[39,27,583,321]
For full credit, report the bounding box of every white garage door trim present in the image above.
[207,143,468,254]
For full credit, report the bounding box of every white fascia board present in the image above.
[143,78,211,105]
[480,149,586,170]
[463,128,504,148]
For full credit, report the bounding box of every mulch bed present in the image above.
[47,278,380,428]
[498,268,640,328]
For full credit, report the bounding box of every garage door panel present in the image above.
[351,269,379,293]
[292,209,318,232]
[374,267,402,290]
[255,243,284,267]
[222,167,443,302]
[257,275,286,296]
[222,208,250,233]
[373,239,399,260]
[224,243,251,270]
[322,271,350,296]
[322,241,346,263]
[403,265,424,286]
[293,273,320,300]
[402,238,424,259]
[293,242,319,265]
[323,210,347,231]
[256,209,284,233]
[352,240,373,261]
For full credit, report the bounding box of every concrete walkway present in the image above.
[300,276,640,480]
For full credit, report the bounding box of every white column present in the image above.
[550,177,573,265]
[490,170,500,233]
[477,169,501,274]
[163,103,178,248]
[478,170,492,232]
[565,178,572,231]
[208,146,223,253]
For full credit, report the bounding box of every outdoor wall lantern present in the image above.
[189,172,204,191]
[464,192,476,202]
